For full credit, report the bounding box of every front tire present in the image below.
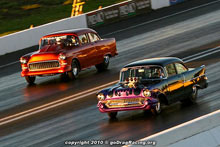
[151,98,161,115]
[108,112,117,119]
[25,76,36,84]
[67,60,80,80]
[96,55,110,72]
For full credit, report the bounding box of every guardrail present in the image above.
[86,0,151,27]
[0,0,188,56]
[0,14,87,55]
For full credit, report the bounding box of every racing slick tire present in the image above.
[108,112,117,119]
[96,55,110,72]
[25,76,36,84]
[67,60,79,80]
[181,86,198,104]
[151,98,161,115]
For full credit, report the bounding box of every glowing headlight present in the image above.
[20,58,27,64]
[59,54,66,60]
[97,93,105,101]
[143,89,151,97]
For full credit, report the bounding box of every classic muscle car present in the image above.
[97,57,208,118]
[20,28,118,84]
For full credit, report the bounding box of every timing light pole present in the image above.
[71,0,85,17]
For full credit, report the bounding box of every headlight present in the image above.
[97,93,105,101]
[143,89,151,97]
[59,54,66,60]
[20,58,27,64]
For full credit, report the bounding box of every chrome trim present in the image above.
[28,60,60,71]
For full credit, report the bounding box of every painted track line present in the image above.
[0,46,220,126]
[182,46,220,60]
[0,61,19,68]
[0,80,118,126]
[183,46,220,62]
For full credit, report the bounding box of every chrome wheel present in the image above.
[151,98,161,115]
[190,86,198,103]
[181,86,198,104]
[104,55,110,64]
[155,101,161,112]
[73,67,78,76]
[95,55,110,72]
[67,60,79,80]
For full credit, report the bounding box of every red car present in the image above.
[20,28,118,84]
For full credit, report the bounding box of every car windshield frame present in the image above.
[119,65,167,82]
[39,34,78,49]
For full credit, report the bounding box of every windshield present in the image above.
[120,66,165,82]
[40,35,79,49]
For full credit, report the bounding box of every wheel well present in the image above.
[158,94,168,105]
[105,54,112,57]
[72,58,81,71]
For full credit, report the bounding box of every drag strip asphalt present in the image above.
[0,1,220,146]
[0,46,219,126]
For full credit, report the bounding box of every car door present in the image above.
[165,63,185,103]
[175,62,191,99]
[88,32,104,64]
[78,34,96,68]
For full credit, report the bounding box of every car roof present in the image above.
[42,28,97,37]
[123,57,183,68]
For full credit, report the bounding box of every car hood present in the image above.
[27,45,65,63]
[101,83,148,98]
[38,44,64,54]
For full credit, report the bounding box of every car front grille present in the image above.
[105,98,145,108]
[29,61,60,71]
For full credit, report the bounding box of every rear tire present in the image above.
[181,86,198,104]
[108,112,117,119]
[25,76,36,84]
[96,55,110,72]
[151,98,161,115]
[67,60,79,80]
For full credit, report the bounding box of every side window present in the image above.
[78,34,89,45]
[65,35,79,47]
[88,33,100,42]
[166,64,177,77]
[175,63,187,74]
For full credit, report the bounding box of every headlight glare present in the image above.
[59,54,66,60]
[20,58,27,64]
[97,93,105,101]
[143,89,151,97]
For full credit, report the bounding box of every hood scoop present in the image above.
[114,88,133,97]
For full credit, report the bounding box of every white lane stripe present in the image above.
[0,46,219,126]
[0,80,118,126]
[184,48,220,63]
[0,61,19,68]
[182,46,220,60]
[102,0,220,37]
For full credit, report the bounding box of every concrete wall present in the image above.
[0,0,193,56]
[135,110,220,147]
[86,0,151,28]
[0,14,87,55]
[151,0,170,10]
